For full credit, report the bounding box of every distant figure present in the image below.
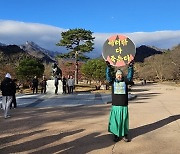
[144,79,147,85]
[67,75,70,94]
[0,73,16,119]
[10,79,18,109]
[40,76,47,94]
[32,76,38,94]
[62,76,67,94]
[54,75,59,94]
[67,75,75,94]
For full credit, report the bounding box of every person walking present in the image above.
[106,61,134,142]
[32,76,38,94]
[0,73,16,119]
[67,75,75,94]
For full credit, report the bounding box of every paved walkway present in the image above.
[14,92,111,108]
[3,91,135,108]
[0,82,180,154]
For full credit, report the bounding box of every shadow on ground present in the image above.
[129,114,180,139]
[0,105,110,132]
[0,105,112,153]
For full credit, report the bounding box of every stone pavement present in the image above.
[0,82,180,154]
[7,92,112,108]
[1,92,135,108]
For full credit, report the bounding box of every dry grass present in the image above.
[75,83,111,94]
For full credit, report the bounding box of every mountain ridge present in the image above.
[20,41,55,63]
[0,42,55,64]
[0,41,170,63]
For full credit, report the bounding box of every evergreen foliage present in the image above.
[16,58,44,81]
[81,59,106,82]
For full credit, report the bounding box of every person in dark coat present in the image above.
[0,73,16,119]
[66,75,70,94]
[40,76,47,94]
[32,76,38,94]
[54,75,59,94]
[62,76,67,94]
[106,61,133,142]
[10,79,18,109]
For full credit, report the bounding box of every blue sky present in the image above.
[0,0,180,33]
[0,0,180,58]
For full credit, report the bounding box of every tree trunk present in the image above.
[75,60,78,84]
[75,51,78,84]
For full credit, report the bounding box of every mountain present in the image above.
[135,45,163,62]
[0,42,164,64]
[20,41,55,63]
[0,42,6,46]
[0,44,31,64]
[171,44,180,51]
[0,42,56,64]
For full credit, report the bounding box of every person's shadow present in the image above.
[1,115,179,154]
[129,114,180,139]
[29,132,113,154]
[29,115,180,154]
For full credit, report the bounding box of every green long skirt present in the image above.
[108,105,129,137]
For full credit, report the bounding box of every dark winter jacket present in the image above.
[32,78,38,87]
[40,79,47,87]
[106,66,133,106]
[54,77,59,86]
[62,77,67,86]
[0,77,16,96]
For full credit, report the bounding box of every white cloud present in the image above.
[0,20,180,58]
[90,31,180,58]
[0,20,66,52]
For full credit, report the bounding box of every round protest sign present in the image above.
[102,35,136,67]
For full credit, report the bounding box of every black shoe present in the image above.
[113,135,120,142]
[123,135,131,142]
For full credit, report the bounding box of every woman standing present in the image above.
[106,61,134,142]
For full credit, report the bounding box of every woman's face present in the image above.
[116,74,122,80]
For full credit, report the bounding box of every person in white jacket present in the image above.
[0,73,16,119]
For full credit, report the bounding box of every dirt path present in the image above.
[0,82,180,154]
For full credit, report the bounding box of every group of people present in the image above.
[31,63,75,95]
[31,75,75,95]
[55,75,75,94]
[31,75,47,94]
[52,63,75,94]
[0,72,75,119]
[62,75,75,94]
